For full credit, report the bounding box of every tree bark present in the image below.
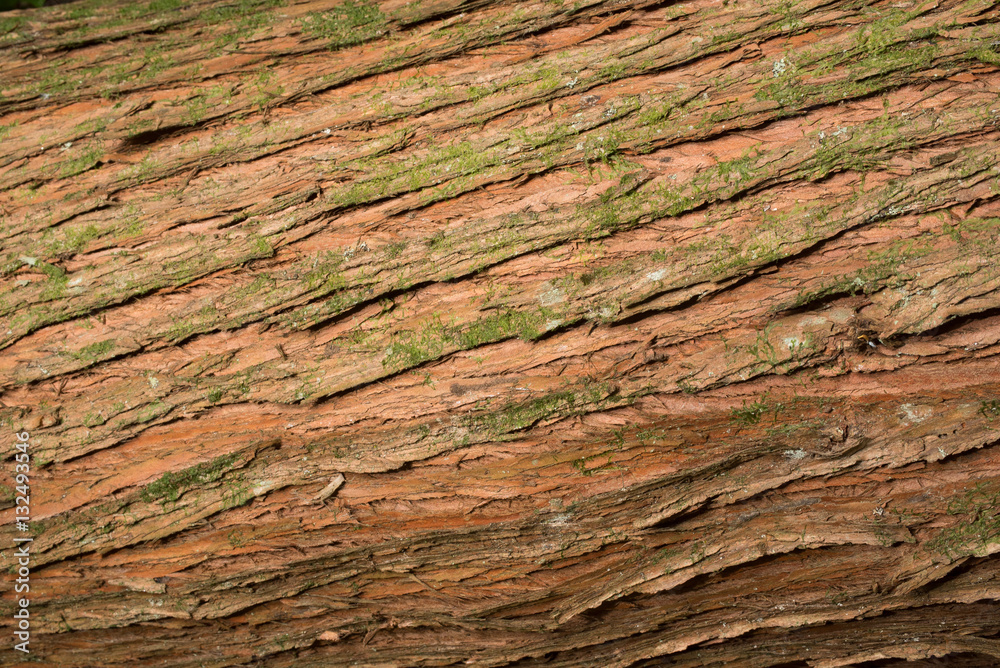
[1,0,1000,665]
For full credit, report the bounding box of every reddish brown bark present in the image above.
[1,0,1000,665]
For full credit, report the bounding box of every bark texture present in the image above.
[1,0,1000,665]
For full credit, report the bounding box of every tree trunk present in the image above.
[2,0,1000,665]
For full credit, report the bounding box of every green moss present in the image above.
[382,321,446,369]
[303,0,386,49]
[201,0,284,47]
[380,306,552,372]
[0,16,24,36]
[980,400,1000,421]
[134,47,177,84]
[165,316,196,343]
[451,309,543,349]
[118,154,161,185]
[572,450,623,477]
[221,474,253,509]
[730,399,769,426]
[135,400,170,424]
[72,339,115,362]
[463,381,619,439]
[677,378,699,395]
[53,223,104,255]
[806,115,910,180]
[59,145,104,178]
[82,412,106,427]
[144,0,184,14]
[790,237,933,310]
[383,240,407,259]
[38,262,69,301]
[927,482,1000,558]
[34,66,75,97]
[969,43,1000,67]
[466,390,577,436]
[117,204,145,237]
[713,151,761,185]
[140,452,240,504]
[252,235,274,257]
[248,68,284,110]
[227,528,251,548]
[304,251,345,291]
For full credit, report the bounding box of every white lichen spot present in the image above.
[900,403,932,423]
[783,337,800,350]
[148,376,159,389]
[783,449,807,460]
[545,513,570,526]
[772,58,788,77]
[538,283,565,307]
[645,269,667,282]
[798,315,830,327]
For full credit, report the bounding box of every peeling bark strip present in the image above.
[1,0,1000,664]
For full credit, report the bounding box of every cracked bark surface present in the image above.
[1,0,999,665]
